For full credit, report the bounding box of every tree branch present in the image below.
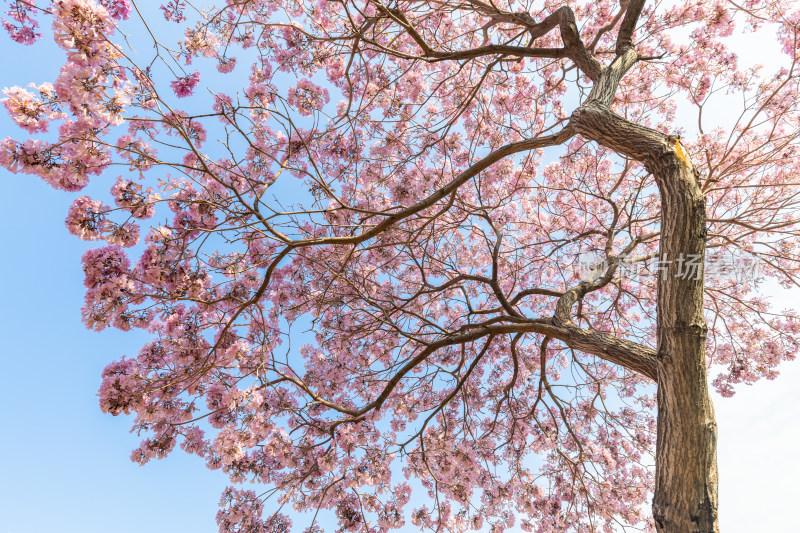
[328,318,658,424]
[382,2,602,80]
[616,0,647,55]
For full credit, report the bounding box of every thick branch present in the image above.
[571,103,668,165]
[509,5,603,80]
[416,44,568,63]
[586,48,640,106]
[385,3,602,80]
[616,0,646,55]
[328,319,658,424]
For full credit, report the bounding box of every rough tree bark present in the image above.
[651,141,719,533]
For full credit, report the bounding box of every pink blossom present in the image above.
[105,221,140,247]
[66,196,108,240]
[170,71,200,97]
[1,0,41,44]
[51,0,115,55]
[111,177,158,218]
[212,93,234,115]
[1,84,61,133]
[82,245,130,289]
[160,0,186,23]
[217,56,236,73]
[98,357,139,415]
[182,27,218,59]
[287,78,329,116]
[99,0,131,20]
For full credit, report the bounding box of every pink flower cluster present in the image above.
[2,0,41,44]
[170,71,200,97]
[163,111,207,147]
[160,0,186,23]
[2,83,63,133]
[98,0,131,20]
[111,177,158,218]
[98,357,140,415]
[66,196,109,240]
[81,245,135,330]
[0,0,134,191]
[216,488,279,533]
[182,26,219,61]
[287,78,329,116]
[216,56,236,74]
[51,0,115,55]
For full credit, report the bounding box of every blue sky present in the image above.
[0,172,227,532]
[0,9,799,533]
[0,23,228,533]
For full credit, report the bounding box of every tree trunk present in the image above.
[572,102,720,530]
[651,143,720,533]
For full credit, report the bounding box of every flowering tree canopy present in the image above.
[3,0,800,531]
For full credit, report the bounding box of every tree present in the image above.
[3,0,800,531]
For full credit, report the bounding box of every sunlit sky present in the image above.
[0,9,798,533]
